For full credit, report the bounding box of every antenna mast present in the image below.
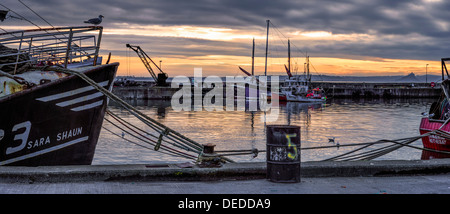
[252,37,255,76]
[264,20,269,76]
[288,39,291,77]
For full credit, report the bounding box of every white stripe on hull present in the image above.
[36,81,108,102]
[36,80,109,112]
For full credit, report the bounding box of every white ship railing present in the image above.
[0,26,103,73]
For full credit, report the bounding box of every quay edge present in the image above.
[313,82,441,98]
[0,159,449,183]
[111,82,441,100]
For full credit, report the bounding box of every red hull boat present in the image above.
[419,117,450,152]
[419,58,450,158]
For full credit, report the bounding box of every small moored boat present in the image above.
[420,58,450,154]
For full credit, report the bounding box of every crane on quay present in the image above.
[126,44,168,86]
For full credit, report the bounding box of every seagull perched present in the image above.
[84,15,104,25]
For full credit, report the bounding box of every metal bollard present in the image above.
[203,143,216,154]
[266,125,301,183]
[199,143,222,168]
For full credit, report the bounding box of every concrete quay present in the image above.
[111,82,440,100]
[1,159,450,183]
[112,86,178,100]
[0,159,449,194]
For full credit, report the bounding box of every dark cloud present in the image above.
[103,34,251,58]
[2,0,450,61]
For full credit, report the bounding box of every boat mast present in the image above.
[264,20,269,76]
[288,39,291,79]
[307,55,310,88]
[252,37,255,76]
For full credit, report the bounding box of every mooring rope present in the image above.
[33,65,238,163]
[102,126,197,160]
[319,127,450,161]
[41,66,202,145]
[104,111,199,159]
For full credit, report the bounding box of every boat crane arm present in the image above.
[284,64,292,77]
[126,44,168,85]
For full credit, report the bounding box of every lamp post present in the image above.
[426,64,429,84]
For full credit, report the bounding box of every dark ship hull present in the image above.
[0,63,118,166]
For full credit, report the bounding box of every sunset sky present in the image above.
[1,0,449,77]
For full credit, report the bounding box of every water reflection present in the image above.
[421,150,450,160]
[95,98,439,164]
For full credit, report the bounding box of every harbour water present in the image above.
[93,98,435,165]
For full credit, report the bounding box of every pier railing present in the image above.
[0,26,103,74]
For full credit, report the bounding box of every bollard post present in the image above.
[266,125,301,183]
[199,143,221,168]
[203,143,216,154]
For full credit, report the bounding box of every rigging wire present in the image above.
[0,2,42,29]
[0,3,41,48]
[2,1,89,57]
[268,20,325,80]
[17,0,54,28]
[18,0,90,56]
[269,21,306,57]
[267,27,283,75]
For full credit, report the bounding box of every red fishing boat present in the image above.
[419,58,450,154]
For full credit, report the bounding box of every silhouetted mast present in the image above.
[264,20,269,76]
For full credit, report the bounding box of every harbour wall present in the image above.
[112,86,179,100]
[313,82,441,98]
[111,82,441,100]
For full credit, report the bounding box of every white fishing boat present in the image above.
[280,73,326,102]
[279,40,326,102]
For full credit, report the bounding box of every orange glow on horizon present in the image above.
[108,55,441,77]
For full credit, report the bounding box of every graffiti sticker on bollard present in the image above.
[266,125,301,183]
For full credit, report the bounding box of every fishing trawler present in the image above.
[420,58,450,155]
[280,75,326,102]
[0,26,118,166]
[279,48,326,102]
